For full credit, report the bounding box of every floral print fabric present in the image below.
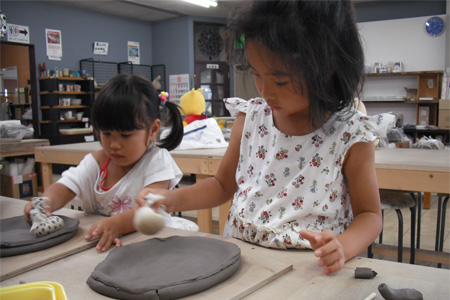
[223,97,395,249]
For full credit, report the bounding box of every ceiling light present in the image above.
[182,0,218,8]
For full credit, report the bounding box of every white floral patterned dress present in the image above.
[223,97,395,249]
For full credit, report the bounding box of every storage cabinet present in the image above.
[364,71,443,126]
[39,77,95,145]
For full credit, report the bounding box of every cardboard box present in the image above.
[438,99,450,129]
[0,173,37,200]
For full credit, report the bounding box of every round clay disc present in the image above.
[0,215,79,257]
[87,236,241,300]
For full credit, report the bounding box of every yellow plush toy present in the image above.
[179,88,207,126]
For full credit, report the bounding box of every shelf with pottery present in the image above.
[362,70,443,126]
[39,77,95,145]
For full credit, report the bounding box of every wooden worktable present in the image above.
[1,225,449,299]
[0,196,110,281]
[34,143,450,234]
[0,138,49,157]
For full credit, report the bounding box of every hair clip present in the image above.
[159,91,169,105]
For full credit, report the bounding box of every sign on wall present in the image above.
[93,42,109,55]
[7,23,30,44]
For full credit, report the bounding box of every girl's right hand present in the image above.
[24,197,53,224]
[135,188,174,212]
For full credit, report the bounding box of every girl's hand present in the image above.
[24,197,52,224]
[85,218,122,252]
[300,229,345,275]
[135,187,173,212]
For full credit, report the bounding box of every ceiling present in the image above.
[47,0,377,23]
[46,0,243,23]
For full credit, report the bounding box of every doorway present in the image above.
[194,22,230,117]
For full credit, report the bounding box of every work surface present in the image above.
[35,142,450,234]
[0,197,108,281]
[0,138,49,157]
[34,142,450,192]
[2,226,449,299]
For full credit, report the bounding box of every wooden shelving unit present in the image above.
[39,77,95,145]
[365,71,443,126]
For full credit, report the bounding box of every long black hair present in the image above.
[224,0,365,128]
[92,74,183,151]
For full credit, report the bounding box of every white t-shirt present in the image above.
[223,97,395,249]
[57,147,182,216]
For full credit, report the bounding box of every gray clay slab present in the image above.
[0,215,79,257]
[87,235,241,300]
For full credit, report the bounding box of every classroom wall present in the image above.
[358,15,447,124]
[151,16,226,92]
[1,1,153,72]
[0,0,447,126]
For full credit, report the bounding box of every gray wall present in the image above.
[151,16,226,92]
[354,0,446,22]
[1,0,446,97]
[1,1,153,72]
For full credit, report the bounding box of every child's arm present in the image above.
[24,183,76,223]
[301,141,382,274]
[85,180,171,252]
[136,113,245,213]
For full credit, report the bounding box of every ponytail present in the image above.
[158,101,184,151]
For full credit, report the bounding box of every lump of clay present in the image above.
[355,267,377,279]
[29,197,64,237]
[133,193,168,235]
[378,283,423,300]
[134,206,165,235]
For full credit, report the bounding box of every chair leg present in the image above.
[411,192,422,249]
[379,209,384,244]
[438,196,449,268]
[367,243,373,258]
[394,209,404,263]
[439,196,449,252]
[409,205,416,264]
[435,196,443,251]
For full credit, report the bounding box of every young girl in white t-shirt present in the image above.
[25,74,184,252]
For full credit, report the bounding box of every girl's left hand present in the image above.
[85,218,122,252]
[300,229,345,275]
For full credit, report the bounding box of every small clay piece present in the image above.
[134,206,165,235]
[355,267,378,279]
[378,283,423,300]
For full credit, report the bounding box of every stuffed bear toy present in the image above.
[179,88,207,126]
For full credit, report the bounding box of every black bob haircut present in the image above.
[92,74,183,151]
[224,0,365,128]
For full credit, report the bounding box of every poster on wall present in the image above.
[127,41,140,64]
[45,28,62,61]
[169,74,190,104]
[93,41,109,55]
